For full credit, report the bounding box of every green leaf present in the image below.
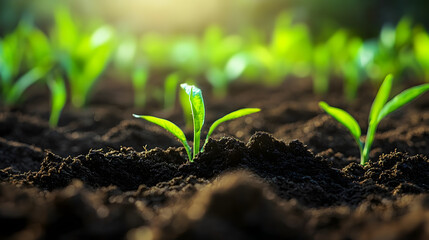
[179,83,193,128]
[377,83,429,123]
[180,83,205,157]
[70,42,112,108]
[54,8,78,51]
[27,29,52,65]
[204,108,260,146]
[319,101,362,147]
[180,84,205,130]
[5,65,51,105]
[369,74,393,124]
[133,114,192,161]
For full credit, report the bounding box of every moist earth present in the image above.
[1,79,428,239]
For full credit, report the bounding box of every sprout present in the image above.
[0,23,52,106]
[320,74,429,165]
[164,73,179,110]
[47,74,66,127]
[2,66,50,105]
[134,84,260,162]
[52,8,114,108]
[132,67,148,108]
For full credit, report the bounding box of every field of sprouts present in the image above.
[1,1,429,239]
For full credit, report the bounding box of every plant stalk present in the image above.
[193,131,200,160]
[361,121,378,165]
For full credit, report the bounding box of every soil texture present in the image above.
[1,78,429,239]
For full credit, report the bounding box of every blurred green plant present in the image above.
[312,29,364,99]
[360,17,416,84]
[268,13,312,84]
[202,26,245,96]
[141,33,172,70]
[413,27,429,81]
[52,8,114,108]
[132,67,148,108]
[47,73,66,127]
[113,36,138,77]
[2,9,429,112]
[0,22,52,106]
[164,72,179,110]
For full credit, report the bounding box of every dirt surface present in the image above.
[1,78,428,239]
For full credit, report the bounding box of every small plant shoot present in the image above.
[52,8,114,108]
[179,79,195,129]
[319,74,429,165]
[134,84,260,162]
[132,67,148,108]
[164,73,179,110]
[47,74,67,127]
[181,83,205,159]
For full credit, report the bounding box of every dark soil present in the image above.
[1,78,428,239]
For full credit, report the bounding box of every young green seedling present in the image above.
[0,23,52,106]
[132,67,148,108]
[164,73,179,110]
[47,74,66,127]
[133,84,260,162]
[205,54,247,99]
[319,74,429,165]
[52,8,114,108]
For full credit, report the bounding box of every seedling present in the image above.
[134,84,260,162]
[170,37,202,76]
[132,67,148,108]
[164,73,179,110]
[268,12,312,84]
[414,28,429,80]
[206,67,229,98]
[1,65,51,106]
[320,74,429,165]
[47,74,66,127]
[205,53,248,99]
[52,8,114,108]
[0,23,52,105]
[312,44,330,95]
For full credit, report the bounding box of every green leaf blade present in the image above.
[180,83,205,132]
[205,108,261,145]
[319,101,362,146]
[5,65,51,105]
[180,83,205,157]
[378,83,429,122]
[48,75,67,127]
[132,114,192,161]
[369,74,393,124]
